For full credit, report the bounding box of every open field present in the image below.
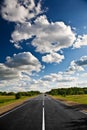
[0,95,31,107]
[51,94,87,104]
[0,96,15,107]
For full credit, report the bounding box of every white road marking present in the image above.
[80,110,87,115]
[42,95,45,130]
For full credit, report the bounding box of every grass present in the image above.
[0,95,32,107]
[52,94,87,105]
[0,96,15,106]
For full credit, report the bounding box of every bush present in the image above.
[15,92,21,99]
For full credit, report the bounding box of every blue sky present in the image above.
[0,0,87,92]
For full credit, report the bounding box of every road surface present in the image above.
[0,94,87,130]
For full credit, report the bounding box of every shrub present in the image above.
[15,92,21,99]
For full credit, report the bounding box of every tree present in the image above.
[15,92,21,99]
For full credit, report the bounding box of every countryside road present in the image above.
[0,94,87,130]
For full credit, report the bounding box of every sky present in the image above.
[0,0,87,92]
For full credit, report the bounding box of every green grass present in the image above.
[0,95,31,107]
[52,94,87,104]
[0,96,15,105]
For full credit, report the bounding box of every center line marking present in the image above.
[42,95,45,130]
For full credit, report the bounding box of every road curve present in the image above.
[0,94,87,130]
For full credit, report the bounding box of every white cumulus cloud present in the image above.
[5,52,42,73]
[67,56,87,72]
[42,72,76,83]
[73,34,87,48]
[11,15,76,54]
[42,52,64,63]
[1,0,42,23]
[0,52,42,81]
[0,63,20,80]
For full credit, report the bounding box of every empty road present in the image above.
[0,94,87,130]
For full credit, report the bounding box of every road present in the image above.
[0,94,87,130]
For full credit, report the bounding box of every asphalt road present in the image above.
[0,94,87,130]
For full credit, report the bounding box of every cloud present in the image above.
[42,72,76,83]
[68,56,87,72]
[73,34,87,48]
[5,52,42,73]
[81,73,87,78]
[11,15,76,53]
[75,56,87,66]
[68,61,84,72]
[0,52,42,81]
[42,52,64,63]
[0,67,78,92]
[1,0,42,23]
[42,73,62,82]
[27,72,77,92]
[0,63,20,80]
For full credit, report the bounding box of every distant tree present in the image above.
[83,88,87,94]
[15,92,22,99]
[7,92,15,95]
[0,92,3,95]
[47,87,87,96]
[2,92,7,95]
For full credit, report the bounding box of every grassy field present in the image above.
[52,94,87,104]
[0,95,31,107]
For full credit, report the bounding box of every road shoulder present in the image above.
[0,97,35,115]
[51,95,87,114]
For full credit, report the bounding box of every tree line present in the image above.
[0,91,41,99]
[46,87,87,96]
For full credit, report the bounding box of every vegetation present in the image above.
[14,91,40,99]
[52,95,87,105]
[0,91,40,96]
[47,87,87,96]
[15,92,22,99]
[0,91,41,106]
[0,96,15,105]
[47,87,87,105]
